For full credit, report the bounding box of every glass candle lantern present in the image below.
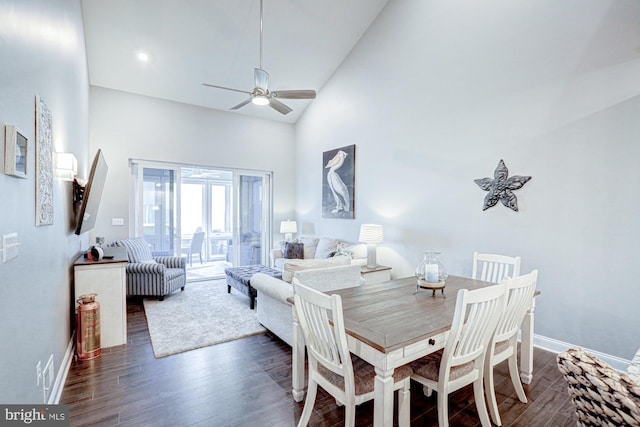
[415,251,448,296]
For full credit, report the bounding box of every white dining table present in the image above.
[291,275,538,427]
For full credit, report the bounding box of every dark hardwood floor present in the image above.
[61,297,578,426]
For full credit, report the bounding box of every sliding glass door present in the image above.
[130,160,272,279]
[208,179,233,261]
[234,173,271,266]
[180,168,233,264]
[130,163,179,256]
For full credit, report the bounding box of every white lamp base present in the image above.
[366,243,377,268]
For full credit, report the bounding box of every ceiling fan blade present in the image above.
[269,98,292,115]
[254,68,269,90]
[271,90,317,100]
[202,83,252,95]
[230,98,253,110]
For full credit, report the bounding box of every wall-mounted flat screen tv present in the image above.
[74,149,108,235]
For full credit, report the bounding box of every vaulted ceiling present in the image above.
[81,0,389,123]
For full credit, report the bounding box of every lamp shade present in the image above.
[280,220,297,242]
[280,220,298,234]
[359,224,383,244]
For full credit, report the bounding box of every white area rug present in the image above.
[186,260,231,282]
[143,279,266,358]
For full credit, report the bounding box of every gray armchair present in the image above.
[115,238,186,300]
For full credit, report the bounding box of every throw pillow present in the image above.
[314,237,340,259]
[118,237,153,263]
[283,242,304,259]
[339,243,367,260]
[278,240,294,256]
[334,242,350,256]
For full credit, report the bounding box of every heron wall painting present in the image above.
[322,144,355,219]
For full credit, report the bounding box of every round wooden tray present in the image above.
[418,280,445,290]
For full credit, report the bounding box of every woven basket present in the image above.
[557,347,640,427]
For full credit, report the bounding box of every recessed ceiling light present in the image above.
[137,52,149,62]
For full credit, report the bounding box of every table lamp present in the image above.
[359,224,383,268]
[280,220,297,242]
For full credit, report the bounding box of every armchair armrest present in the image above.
[270,248,283,267]
[154,256,186,269]
[126,262,166,275]
[251,273,292,305]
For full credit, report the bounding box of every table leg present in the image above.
[292,308,306,402]
[373,366,395,427]
[520,299,535,384]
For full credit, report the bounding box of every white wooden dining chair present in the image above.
[292,279,412,427]
[483,270,538,426]
[409,284,507,427]
[472,252,521,283]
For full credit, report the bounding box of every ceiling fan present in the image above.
[202,0,316,115]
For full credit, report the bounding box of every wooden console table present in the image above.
[74,247,128,348]
[360,264,392,284]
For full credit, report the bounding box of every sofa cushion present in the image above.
[118,238,153,263]
[314,237,340,259]
[282,255,350,283]
[299,237,319,259]
[282,242,304,259]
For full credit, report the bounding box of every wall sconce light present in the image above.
[54,152,77,181]
[280,220,297,242]
[359,224,384,268]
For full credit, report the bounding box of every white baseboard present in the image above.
[533,333,631,372]
[48,333,75,404]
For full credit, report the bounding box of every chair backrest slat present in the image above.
[494,270,538,343]
[472,252,521,283]
[293,278,353,383]
[446,284,506,370]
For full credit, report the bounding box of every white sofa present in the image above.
[251,258,363,346]
[270,236,368,270]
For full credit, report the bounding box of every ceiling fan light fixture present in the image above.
[251,95,270,106]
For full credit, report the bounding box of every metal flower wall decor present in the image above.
[474,159,531,212]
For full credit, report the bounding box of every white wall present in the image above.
[0,0,89,402]
[88,87,296,245]
[295,0,640,359]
